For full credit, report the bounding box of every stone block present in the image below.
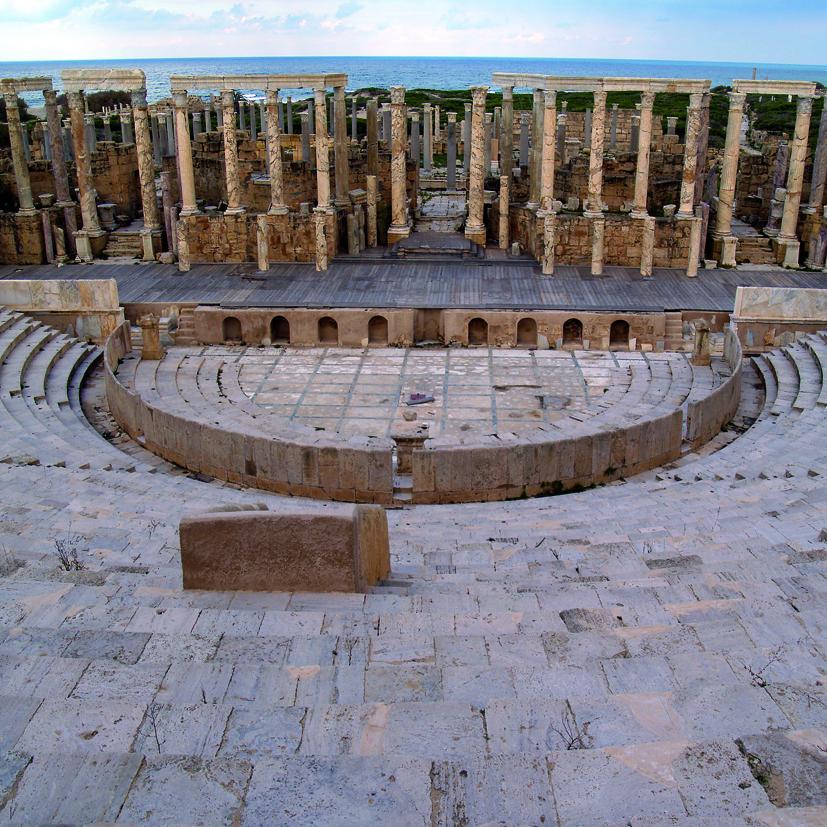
[180,503,390,593]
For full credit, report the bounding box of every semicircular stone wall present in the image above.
[103,322,742,505]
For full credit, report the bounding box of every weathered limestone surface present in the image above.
[387,86,410,243]
[539,91,557,212]
[266,91,287,215]
[714,91,747,264]
[221,91,244,215]
[464,87,487,244]
[585,90,607,216]
[180,505,390,593]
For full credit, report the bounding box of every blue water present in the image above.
[2,56,825,104]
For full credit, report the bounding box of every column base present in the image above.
[583,210,603,219]
[224,207,246,216]
[712,235,738,267]
[179,207,200,217]
[387,224,411,245]
[676,209,695,220]
[17,208,38,217]
[268,205,289,216]
[629,210,649,219]
[74,230,93,263]
[140,228,162,262]
[334,197,351,209]
[774,237,801,269]
[464,224,486,246]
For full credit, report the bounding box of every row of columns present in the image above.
[714,91,814,267]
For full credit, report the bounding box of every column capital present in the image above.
[593,90,607,106]
[544,90,557,109]
[728,91,747,107]
[43,89,58,106]
[501,86,513,101]
[688,91,704,110]
[333,85,346,100]
[390,86,405,105]
[266,90,278,105]
[313,88,326,104]
[797,95,814,114]
[410,112,419,122]
[220,89,235,108]
[471,86,488,106]
[67,90,85,110]
[640,91,656,109]
[2,91,18,109]
[520,111,530,123]
[447,111,456,123]
[130,88,148,109]
[172,90,189,109]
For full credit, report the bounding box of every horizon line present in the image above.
[1,55,826,70]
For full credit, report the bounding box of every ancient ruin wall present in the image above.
[104,321,396,504]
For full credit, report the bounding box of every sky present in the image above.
[1,0,825,65]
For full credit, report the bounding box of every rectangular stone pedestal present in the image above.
[773,237,801,269]
[713,235,738,268]
[464,226,486,246]
[387,225,411,245]
[180,504,390,593]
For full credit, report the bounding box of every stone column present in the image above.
[463,103,472,175]
[351,95,357,140]
[584,109,592,149]
[256,214,269,271]
[807,104,827,211]
[666,117,678,135]
[519,112,530,168]
[591,216,605,276]
[527,89,543,208]
[221,90,244,214]
[631,91,655,218]
[556,112,567,161]
[584,89,607,216]
[539,90,557,213]
[777,95,814,267]
[266,90,287,215]
[238,100,246,132]
[333,85,349,206]
[286,97,293,134]
[542,212,555,275]
[387,86,410,244]
[434,105,441,142]
[3,93,35,214]
[314,88,331,210]
[694,93,712,205]
[423,103,432,174]
[165,111,176,155]
[249,102,257,142]
[44,90,77,256]
[483,113,492,176]
[173,90,198,215]
[300,112,310,163]
[381,103,391,147]
[714,91,746,265]
[465,86,487,245]
[607,103,618,150]
[314,206,328,271]
[366,174,378,248]
[67,90,103,257]
[131,89,161,260]
[366,98,379,176]
[308,99,315,134]
[630,114,640,153]
[120,111,134,144]
[192,111,202,138]
[410,113,420,166]
[687,211,702,277]
[501,86,514,179]
[640,216,655,277]
[446,113,457,190]
[498,173,510,250]
[204,97,212,132]
[692,321,711,366]
[678,92,703,218]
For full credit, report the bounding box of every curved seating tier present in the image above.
[110,330,741,504]
[0,306,825,824]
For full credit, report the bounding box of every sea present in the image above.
[1,56,825,104]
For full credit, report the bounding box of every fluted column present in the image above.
[265,90,287,215]
[131,89,160,232]
[779,96,814,244]
[500,86,514,179]
[172,90,197,215]
[314,88,331,210]
[631,91,655,218]
[4,93,35,214]
[678,92,703,218]
[584,89,607,216]
[714,91,746,262]
[539,90,557,213]
[314,207,328,272]
[527,89,543,208]
[387,86,410,243]
[220,90,243,214]
[333,85,349,206]
[464,86,487,244]
[67,91,102,234]
[44,89,76,256]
